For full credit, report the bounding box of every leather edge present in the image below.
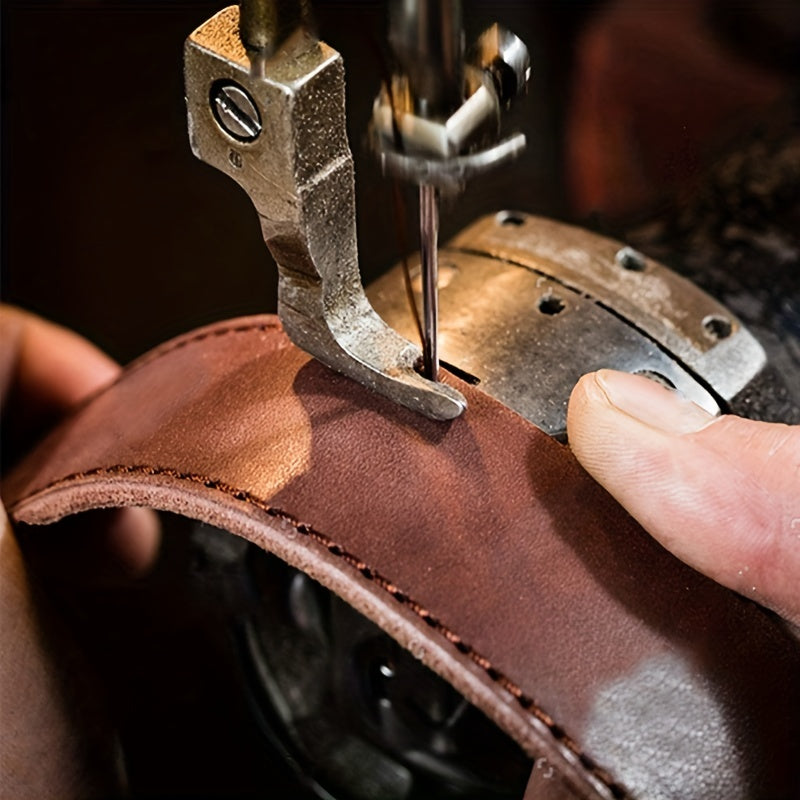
[11,472,621,800]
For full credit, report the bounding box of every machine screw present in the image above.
[210,80,262,143]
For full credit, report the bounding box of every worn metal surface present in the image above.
[453,213,766,401]
[184,6,465,420]
[369,213,766,437]
[185,8,763,432]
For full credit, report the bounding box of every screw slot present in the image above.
[615,246,646,272]
[703,315,732,341]
[210,80,262,143]
[538,295,565,315]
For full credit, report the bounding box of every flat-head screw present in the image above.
[210,81,262,143]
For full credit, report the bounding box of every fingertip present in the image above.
[21,508,162,587]
[566,370,605,428]
[21,314,121,409]
[104,507,162,577]
[2,304,120,413]
[567,370,641,479]
[566,372,598,445]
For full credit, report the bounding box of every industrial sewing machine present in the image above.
[4,1,800,798]
[183,0,768,433]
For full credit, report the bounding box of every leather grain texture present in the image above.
[4,315,800,800]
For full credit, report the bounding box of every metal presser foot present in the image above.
[185,1,466,421]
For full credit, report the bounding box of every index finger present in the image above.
[0,304,120,414]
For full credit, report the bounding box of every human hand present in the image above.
[1,304,160,577]
[567,369,800,628]
[0,305,159,798]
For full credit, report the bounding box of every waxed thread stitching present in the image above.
[24,322,617,788]
[66,320,285,416]
[122,319,283,377]
[17,463,628,799]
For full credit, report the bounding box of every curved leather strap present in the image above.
[5,316,799,799]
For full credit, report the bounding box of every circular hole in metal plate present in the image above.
[495,211,526,227]
[702,315,733,341]
[538,295,565,315]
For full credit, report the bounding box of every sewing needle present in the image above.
[419,183,439,381]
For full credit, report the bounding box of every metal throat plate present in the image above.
[368,212,766,437]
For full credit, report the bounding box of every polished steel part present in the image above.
[445,81,499,151]
[239,0,312,64]
[372,74,502,162]
[374,7,530,177]
[380,133,526,193]
[372,29,530,189]
[185,6,465,420]
[388,0,465,118]
[210,81,262,141]
[477,24,531,105]
[369,213,767,436]
[419,185,440,379]
[378,133,527,192]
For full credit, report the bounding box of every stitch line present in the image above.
[62,320,285,418]
[15,462,628,798]
[123,319,283,378]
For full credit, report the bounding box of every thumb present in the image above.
[567,369,800,627]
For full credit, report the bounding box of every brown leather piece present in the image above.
[5,316,800,799]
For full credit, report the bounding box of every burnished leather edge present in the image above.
[11,465,623,800]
